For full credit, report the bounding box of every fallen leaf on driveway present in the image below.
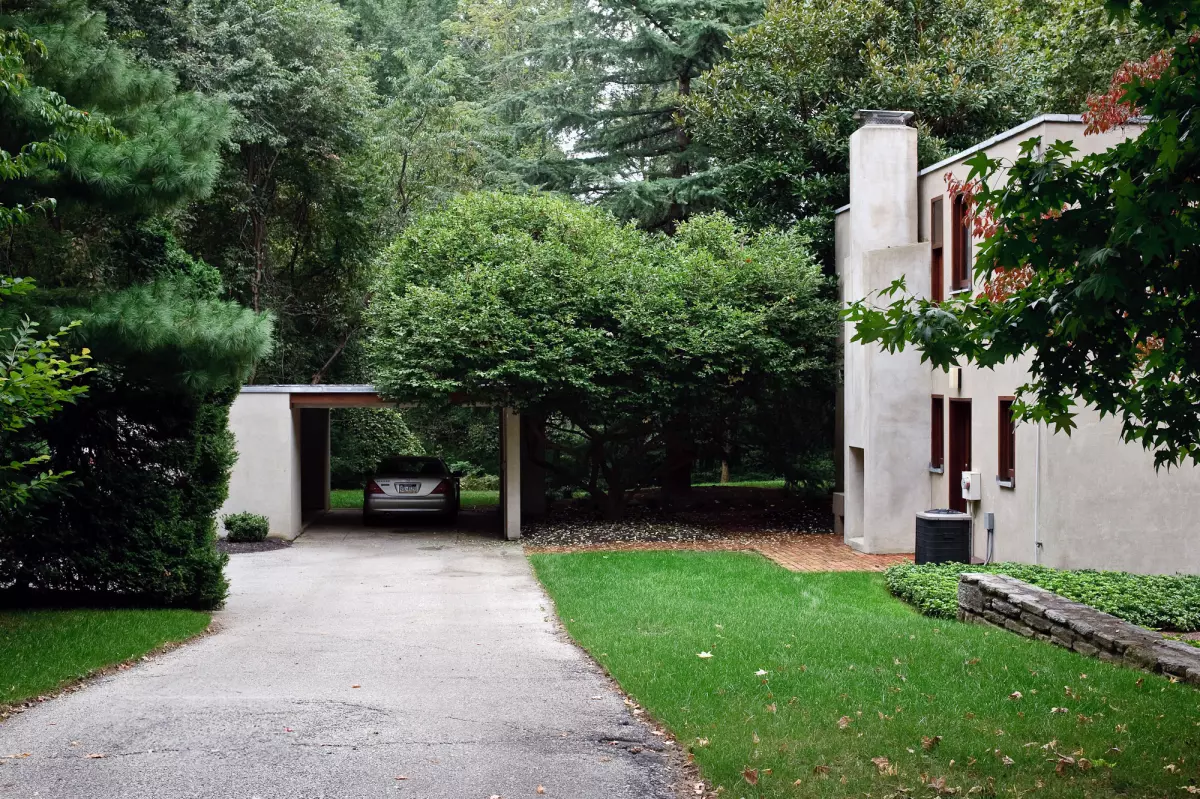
[85,753,105,759]
[537,786,545,794]
[395,775,408,780]
[1,753,31,759]
[693,782,705,795]
[697,652,713,659]
[351,685,361,689]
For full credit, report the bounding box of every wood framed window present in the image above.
[930,197,944,303]
[951,192,972,291]
[930,395,944,471]
[997,397,1016,486]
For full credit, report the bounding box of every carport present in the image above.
[218,385,539,540]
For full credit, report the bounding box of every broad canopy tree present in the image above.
[367,192,838,517]
[846,0,1200,470]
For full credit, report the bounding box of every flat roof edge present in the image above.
[917,114,1084,178]
[241,384,378,394]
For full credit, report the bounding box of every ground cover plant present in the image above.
[0,609,210,707]
[887,562,1200,631]
[531,551,1200,798]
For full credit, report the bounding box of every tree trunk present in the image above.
[661,414,695,507]
[720,459,730,484]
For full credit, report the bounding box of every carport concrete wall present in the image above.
[221,392,302,539]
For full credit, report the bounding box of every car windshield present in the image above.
[375,457,446,476]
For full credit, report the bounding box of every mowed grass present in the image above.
[0,609,211,705]
[329,488,499,509]
[530,551,1200,798]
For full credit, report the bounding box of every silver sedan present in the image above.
[363,456,460,524]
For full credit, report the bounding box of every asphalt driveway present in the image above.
[0,513,679,798]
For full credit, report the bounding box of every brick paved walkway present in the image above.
[526,534,912,573]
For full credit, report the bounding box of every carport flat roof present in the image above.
[241,384,379,393]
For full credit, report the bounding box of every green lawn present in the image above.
[0,609,211,706]
[329,487,499,510]
[530,551,1200,798]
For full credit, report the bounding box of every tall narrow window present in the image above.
[930,197,944,303]
[951,192,972,291]
[998,397,1016,486]
[931,395,944,470]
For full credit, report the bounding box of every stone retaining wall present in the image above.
[957,572,1200,685]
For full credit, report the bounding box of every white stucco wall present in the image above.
[840,113,1200,573]
[220,392,302,539]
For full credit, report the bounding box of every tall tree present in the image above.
[0,3,273,608]
[683,0,1134,252]
[464,0,762,230]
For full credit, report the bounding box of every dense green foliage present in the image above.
[0,609,211,706]
[846,0,1200,469]
[468,0,762,230]
[533,551,1200,798]
[0,279,93,512]
[0,4,272,609]
[684,0,1149,250]
[222,512,270,543]
[329,407,425,488]
[368,192,838,515]
[886,562,1200,630]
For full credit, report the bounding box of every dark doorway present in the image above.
[948,399,972,512]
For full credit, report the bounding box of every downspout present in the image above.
[1033,421,1042,564]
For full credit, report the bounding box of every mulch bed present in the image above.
[522,486,832,550]
[217,539,293,555]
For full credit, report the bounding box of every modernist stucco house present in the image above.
[834,110,1200,575]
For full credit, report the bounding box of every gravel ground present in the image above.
[217,538,293,555]
[522,487,832,549]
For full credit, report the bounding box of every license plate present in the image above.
[395,483,419,494]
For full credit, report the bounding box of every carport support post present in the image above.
[500,407,522,540]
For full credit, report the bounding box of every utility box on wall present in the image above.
[961,471,982,501]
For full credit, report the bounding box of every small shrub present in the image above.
[460,473,499,491]
[223,512,269,543]
[886,562,1200,631]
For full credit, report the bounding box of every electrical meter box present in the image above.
[961,471,982,501]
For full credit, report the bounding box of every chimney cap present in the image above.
[854,110,915,127]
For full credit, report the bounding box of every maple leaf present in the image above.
[537,786,546,794]
[695,737,710,747]
[813,764,831,775]
[872,756,894,775]
[1009,691,1023,701]
[923,736,943,751]
[1051,707,1068,714]
[1054,756,1075,775]
[837,716,852,729]
[755,669,768,676]
[1001,756,1015,766]
[742,767,759,785]
[697,652,713,659]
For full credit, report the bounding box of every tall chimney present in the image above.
[848,110,918,261]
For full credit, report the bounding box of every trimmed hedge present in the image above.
[886,562,1200,631]
[223,513,269,543]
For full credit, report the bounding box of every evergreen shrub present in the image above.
[223,512,269,543]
